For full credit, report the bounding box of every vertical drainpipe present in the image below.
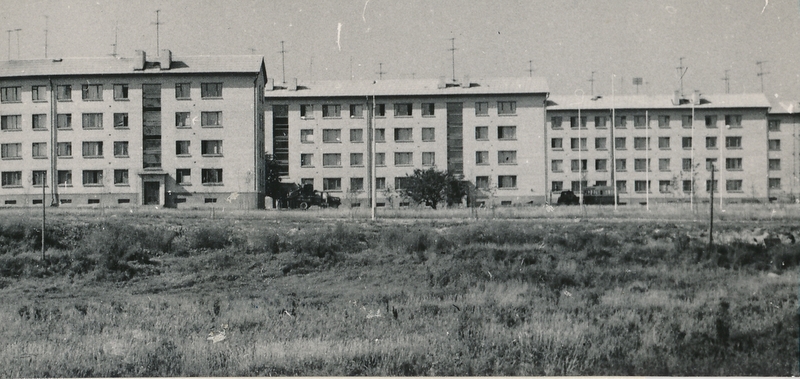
[49,78,58,205]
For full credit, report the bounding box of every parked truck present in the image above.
[284,184,341,210]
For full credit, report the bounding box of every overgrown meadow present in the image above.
[0,210,797,376]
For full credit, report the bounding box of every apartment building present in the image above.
[0,50,267,209]
[264,77,549,207]
[766,100,800,202]
[546,92,772,204]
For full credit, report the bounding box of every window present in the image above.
[422,103,435,116]
[300,104,314,119]
[571,159,587,172]
[768,120,781,132]
[374,129,385,142]
[350,178,364,192]
[706,136,717,149]
[725,136,742,149]
[659,158,670,172]
[498,151,516,165]
[1,171,22,187]
[682,180,693,193]
[394,128,413,142]
[1,86,21,102]
[323,129,342,143]
[31,85,46,101]
[615,116,627,128]
[551,159,563,172]
[476,176,490,190]
[175,112,190,127]
[32,142,47,158]
[706,158,718,171]
[476,151,489,165]
[726,180,743,192]
[658,115,670,128]
[375,153,386,166]
[349,104,364,118]
[349,129,363,143]
[551,138,563,150]
[551,181,563,192]
[595,181,607,187]
[395,152,413,166]
[551,116,563,129]
[595,159,607,172]
[682,137,692,149]
[81,84,103,100]
[497,126,516,140]
[114,170,129,185]
[82,170,104,186]
[375,177,386,190]
[322,104,341,118]
[682,158,693,171]
[114,113,128,129]
[395,177,413,191]
[82,113,103,129]
[82,142,103,158]
[570,116,587,129]
[323,153,342,167]
[498,175,517,188]
[301,178,314,187]
[595,137,607,150]
[422,152,435,166]
[725,115,742,128]
[682,115,693,128]
[375,104,386,117]
[176,169,191,185]
[300,129,314,143]
[201,140,223,156]
[769,178,781,190]
[114,141,129,157]
[350,153,364,167]
[634,137,649,150]
[201,83,223,98]
[300,153,314,167]
[56,114,72,129]
[634,158,650,172]
[705,115,717,128]
[571,181,588,192]
[497,101,516,115]
[768,139,781,151]
[394,103,412,117]
[475,126,489,140]
[635,180,649,193]
[658,137,670,149]
[595,116,607,128]
[617,180,627,193]
[175,83,191,99]
[32,170,47,187]
[323,178,342,191]
[57,142,72,157]
[32,114,47,130]
[421,128,435,142]
[615,159,626,172]
[113,84,128,100]
[1,115,22,130]
[475,102,489,116]
[769,159,781,171]
[569,137,587,151]
[202,169,223,184]
[634,115,647,128]
[659,180,672,193]
[56,85,71,101]
[1,143,21,159]
[201,111,222,127]
[57,170,72,186]
[176,141,191,156]
[614,137,626,150]
[726,158,742,171]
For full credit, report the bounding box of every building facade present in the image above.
[0,50,267,209]
[767,100,800,202]
[263,77,549,207]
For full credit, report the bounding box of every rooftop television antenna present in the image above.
[44,16,48,58]
[448,37,457,82]
[588,71,596,96]
[376,62,386,80]
[756,61,769,93]
[110,22,118,58]
[279,41,287,83]
[526,60,534,77]
[151,10,163,53]
[676,57,688,96]
[721,70,730,93]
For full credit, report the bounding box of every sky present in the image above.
[1,0,799,100]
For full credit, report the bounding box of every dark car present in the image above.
[285,184,341,209]
[556,190,580,205]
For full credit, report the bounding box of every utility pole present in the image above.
[279,41,287,83]
[588,71,596,97]
[526,60,534,77]
[448,37,456,82]
[676,57,688,97]
[152,10,162,53]
[721,70,730,94]
[376,62,386,80]
[709,163,715,247]
[756,61,769,93]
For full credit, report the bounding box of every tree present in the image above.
[400,167,467,209]
[263,153,283,200]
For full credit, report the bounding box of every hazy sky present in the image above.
[2,0,799,100]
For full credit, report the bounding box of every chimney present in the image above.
[133,50,146,71]
[693,90,701,105]
[158,49,172,70]
[288,78,297,91]
[672,90,681,105]
[437,76,446,89]
[462,75,470,88]
[265,77,274,92]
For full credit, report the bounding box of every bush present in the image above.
[191,225,231,250]
[290,223,367,262]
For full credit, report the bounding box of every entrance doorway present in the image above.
[144,181,160,205]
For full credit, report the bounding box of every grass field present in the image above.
[0,206,797,376]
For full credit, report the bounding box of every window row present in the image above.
[0,83,223,103]
[1,141,129,159]
[550,179,748,194]
[297,101,516,119]
[0,112,227,131]
[300,151,437,167]
[548,136,770,151]
[300,127,436,143]
[301,174,518,193]
[551,157,745,173]
[1,169,129,187]
[551,114,743,129]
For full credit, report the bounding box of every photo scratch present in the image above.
[337,22,342,51]
[761,0,768,14]
[362,0,370,22]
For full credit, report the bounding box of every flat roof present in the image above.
[264,77,549,98]
[547,93,771,110]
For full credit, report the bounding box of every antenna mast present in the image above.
[721,70,730,94]
[588,71,596,97]
[44,16,48,58]
[526,60,534,77]
[676,57,688,97]
[448,37,456,82]
[14,29,21,59]
[756,61,769,93]
[376,62,386,80]
[6,30,11,61]
[279,41,287,83]
[110,22,118,58]
[151,10,163,53]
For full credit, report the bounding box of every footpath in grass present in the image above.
[0,215,797,376]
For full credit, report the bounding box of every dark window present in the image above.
[201,83,223,98]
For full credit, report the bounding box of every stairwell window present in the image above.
[768,139,781,151]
